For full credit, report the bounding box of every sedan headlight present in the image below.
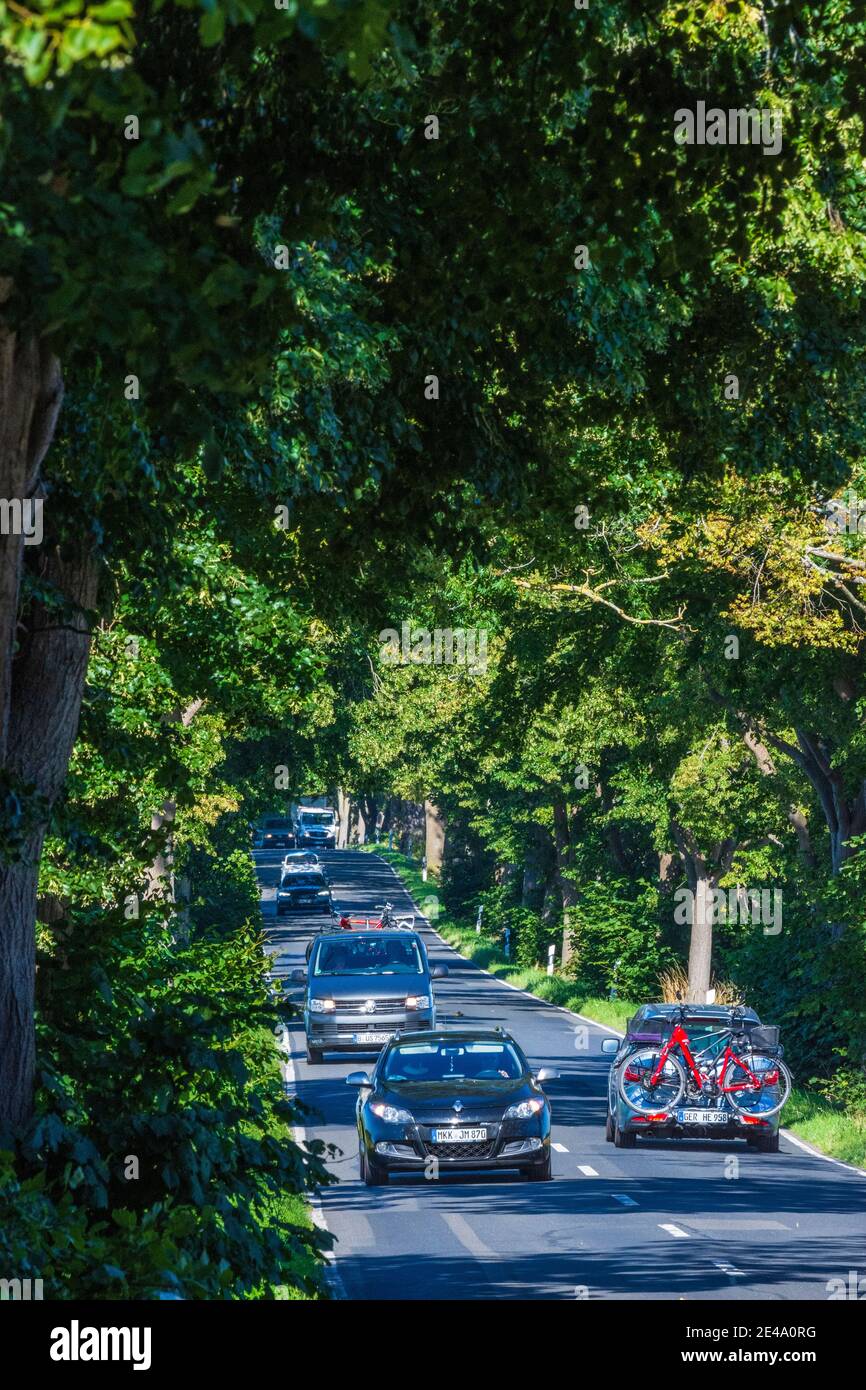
[309,998,336,1013]
[404,995,431,1010]
[369,1102,414,1124]
[504,1098,545,1119]
[317,890,329,897]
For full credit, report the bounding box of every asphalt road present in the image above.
[256,847,866,1301]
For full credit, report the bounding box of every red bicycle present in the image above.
[617,1004,791,1119]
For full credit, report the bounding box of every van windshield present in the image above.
[313,936,423,976]
[300,812,333,825]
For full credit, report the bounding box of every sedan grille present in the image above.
[426,1140,495,1161]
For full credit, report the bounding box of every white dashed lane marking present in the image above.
[659,1223,690,1238]
[612,1193,639,1207]
[551,1142,569,1153]
[577,1165,599,1177]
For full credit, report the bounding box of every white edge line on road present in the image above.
[383,858,866,1182]
[659,1223,690,1238]
[282,1043,347,1301]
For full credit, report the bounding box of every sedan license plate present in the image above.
[430,1127,488,1143]
[677,1109,727,1125]
[353,1031,391,1045]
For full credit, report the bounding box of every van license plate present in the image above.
[353,1032,391,1045]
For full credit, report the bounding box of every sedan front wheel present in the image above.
[361,1147,389,1186]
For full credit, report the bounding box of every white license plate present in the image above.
[353,1032,391,1045]
[677,1109,727,1125]
[430,1127,487,1143]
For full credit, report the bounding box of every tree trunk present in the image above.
[670,820,731,1004]
[521,823,551,909]
[424,800,445,875]
[0,312,72,1130]
[0,308,64,762]
[0,537,99,1129]
[552,799,579,970]
[380,797,395,836]
[336,787,351,848]
[687,874,714,1004]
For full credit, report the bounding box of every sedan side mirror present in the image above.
[535,1067,559,1084]
[432,965,449,979]
[290,968,307,983]
[600,1037,620,1056]
[346,1071,372,1087]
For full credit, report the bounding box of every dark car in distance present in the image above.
[293,930,446,1064]
[261,817,296,849]
[276,868,333,916]
[349,1028,558,1185]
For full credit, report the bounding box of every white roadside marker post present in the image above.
[547,943,556,976]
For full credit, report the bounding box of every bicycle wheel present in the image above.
[722,1052,792,1118]
[618,1047,685,1115]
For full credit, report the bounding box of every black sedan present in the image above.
[349,1028,558,1185]
[276,869,333,916]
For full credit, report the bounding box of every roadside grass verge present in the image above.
[363,844,866,1171]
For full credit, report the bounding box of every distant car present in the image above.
[282,850,320,868]
[292,930,447,1064]
[261,817,296,849]
[349,1029,558,1186]
[276,868,333,916]
[602,1004,782,1152]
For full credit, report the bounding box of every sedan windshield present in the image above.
[383,1041,524,1082]
[313,936,423,976]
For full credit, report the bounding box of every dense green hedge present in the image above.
[0,817,330,1300]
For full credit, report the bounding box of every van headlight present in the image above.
[405,995,431,1010]
[310,998,336,1013]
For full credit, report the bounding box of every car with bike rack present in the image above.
[601,1002,791,1152]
